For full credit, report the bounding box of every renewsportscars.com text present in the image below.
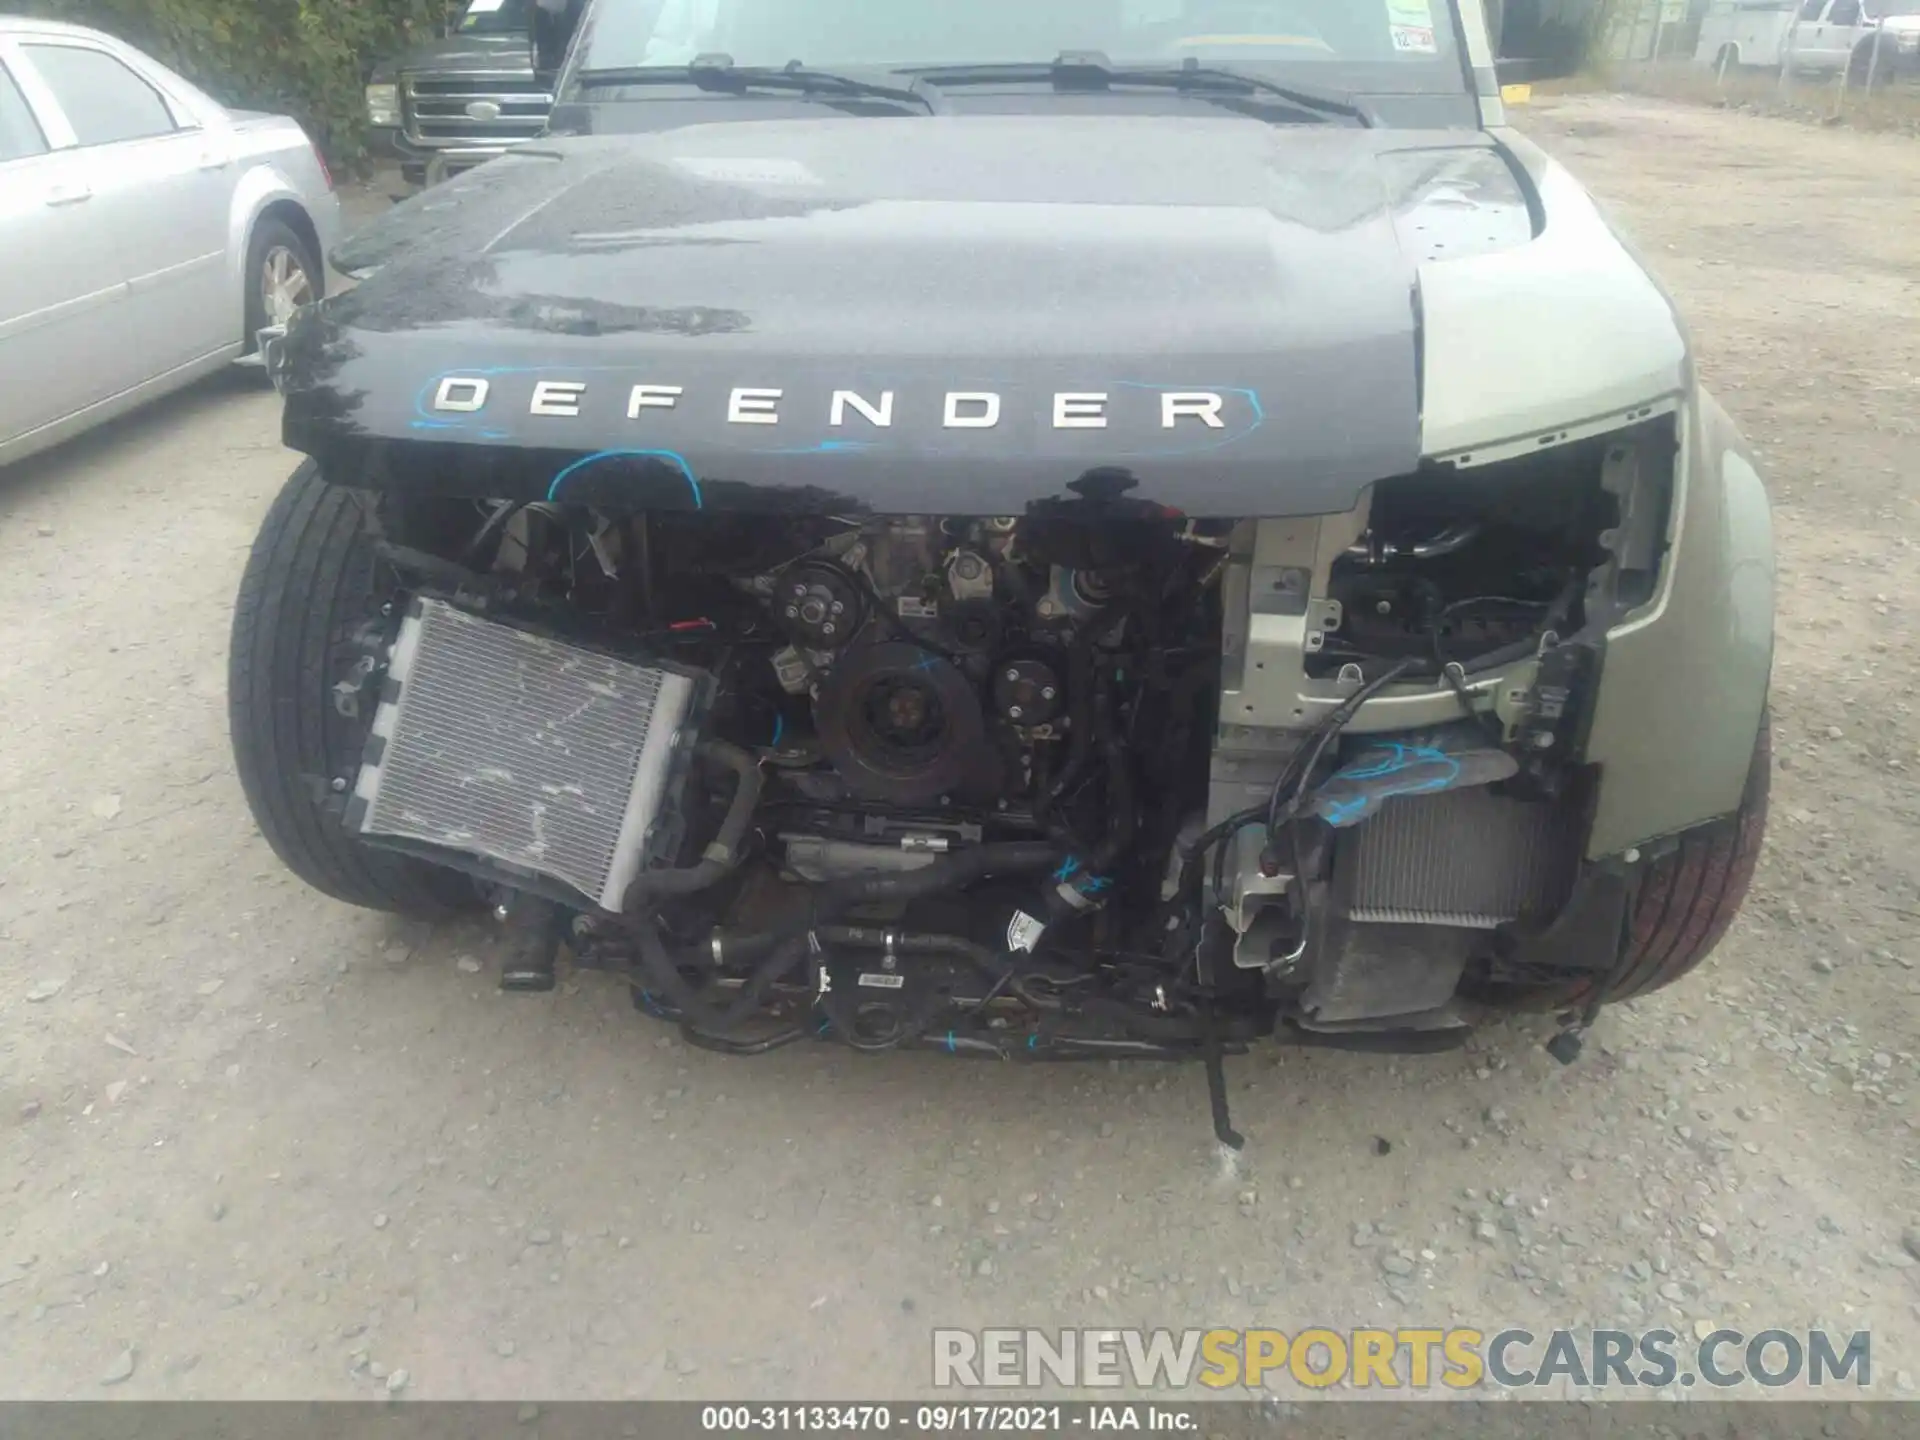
[932,1327,1872,1391]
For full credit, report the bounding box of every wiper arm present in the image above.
[907,54,1371,127]
[576,56,943,114]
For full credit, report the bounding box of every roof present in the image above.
[0,15,119,41]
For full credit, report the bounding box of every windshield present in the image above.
[458,0,533,34]
[576,0,1471,96]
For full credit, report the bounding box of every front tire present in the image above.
[1604,711,1770,1001]
[1477,712,1770,1011]
[1848,37,1899,90]
[243,215,322,353]
[228,461,474,916]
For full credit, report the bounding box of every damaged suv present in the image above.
[230,0,1773,1143]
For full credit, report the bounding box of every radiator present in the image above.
[1334,785,1582,929]
[348,598,701,910]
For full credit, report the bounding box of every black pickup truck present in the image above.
[365,0,554,188]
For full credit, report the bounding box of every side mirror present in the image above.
[532,0,585,78]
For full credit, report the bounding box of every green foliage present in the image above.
[21,0,464,169]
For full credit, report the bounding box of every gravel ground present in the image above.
[1,92,1917,1402]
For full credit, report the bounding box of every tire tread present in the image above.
[229,461,468,915]
[1607,711,1771,1002]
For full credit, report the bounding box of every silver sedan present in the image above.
[0,16,341,466]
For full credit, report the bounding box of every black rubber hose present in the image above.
[1035,660,1138,925]
[706,842,1063,965]
[1044,621,1100,809]
[459,500,527,565]
[632,919,808,1033]
[903,1032,1220,1062]
[373,541,495,594]
[1078,994,1216,1040]
[813,925,1008,986]
[1030,744,1057,832]
[623,741,763,902]
[1084,663,1135,875]
[678,1023,809,1056]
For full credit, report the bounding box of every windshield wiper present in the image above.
[905,54,1371,127]
[576,56,943,114]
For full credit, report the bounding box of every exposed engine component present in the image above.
[944,548,995,601]
[992,656,1064,729]
[776,561,864,650]
[940,599,1003,655]
[814,640,998,805]
[339,420,1672,1146]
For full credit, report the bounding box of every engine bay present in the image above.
[344,420,1674,1141]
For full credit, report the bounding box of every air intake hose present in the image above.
[622,740,763,903]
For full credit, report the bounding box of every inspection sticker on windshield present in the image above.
[466,0,506,12]
[1387,0,1438,52]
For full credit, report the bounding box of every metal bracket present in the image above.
[1304,598,1343,655]
[331,654,379,719]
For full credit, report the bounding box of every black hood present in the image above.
[289,116,1531,518]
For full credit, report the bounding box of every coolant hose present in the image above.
[706,842,1063,965]
[1084,665,1135,875]
[622,741,763,903]
[1032,664,1135,926]
[632,918,808,1032]
[1044,625,1100,810]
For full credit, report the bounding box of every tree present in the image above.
[23,0,460,167]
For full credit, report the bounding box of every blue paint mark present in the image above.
[946,1031,957,1054]
[764,439,881,456]
[1027,1033,1039,1051]
[1053,856,1082,883]
[770,713,785,748]
[546,448,703,508]
[1083,875,1113,895]
[912,655,941,673]
[1317,743,1462,826]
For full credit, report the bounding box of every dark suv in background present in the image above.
[364,0,553,187]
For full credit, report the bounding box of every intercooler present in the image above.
[1333,785,1584,929]
[347,599,703,910]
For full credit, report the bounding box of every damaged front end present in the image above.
[234,119,1772,1145]
[277,404,1682,1145]
[1207,412,1679,1045]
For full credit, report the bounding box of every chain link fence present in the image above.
[1585,0,1920,129]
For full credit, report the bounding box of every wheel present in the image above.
[1606,710,1770,1001]
[1848,37,1898,89]
[228,460,476,916]
[243,215,322,352]
[1476,711,1770,1010]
